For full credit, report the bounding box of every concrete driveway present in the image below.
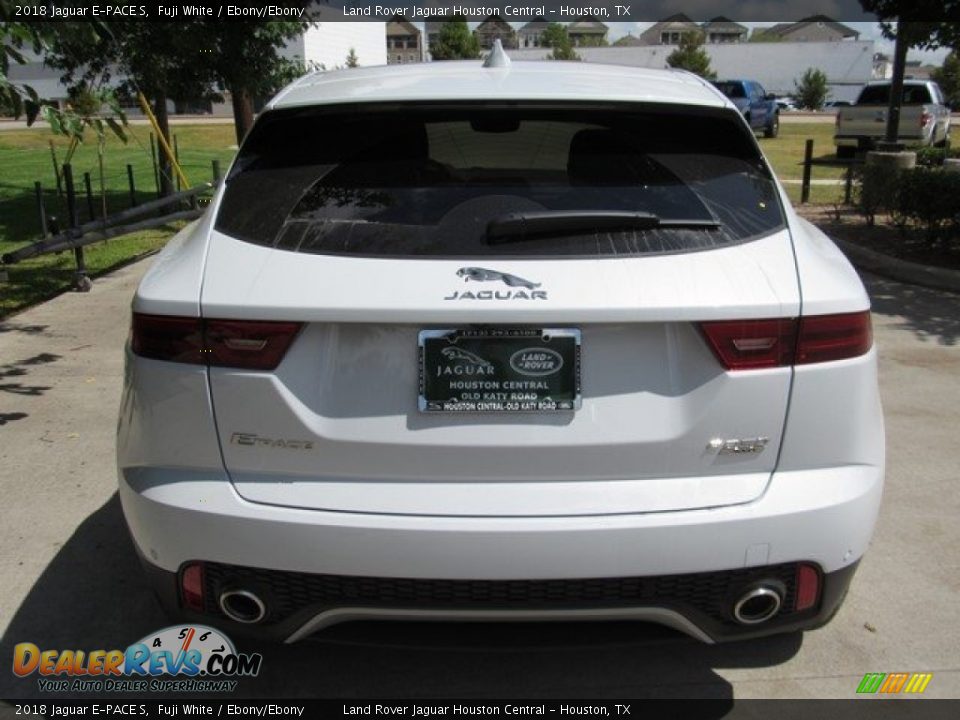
[1,258,958,700]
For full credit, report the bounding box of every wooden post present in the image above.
[173,134,181,192]
[83,171,96,221]
[49,141,63,198]
[35,182,48,238]
[801,139,814,205]
[63,164,91,290]
[844,161,854,205]
[149,132,160,197]
[127,164,138,207]
[212,159,221,183]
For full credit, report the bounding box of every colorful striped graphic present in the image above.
[857,672,933,694]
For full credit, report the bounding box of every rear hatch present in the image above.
[202,102,799,517]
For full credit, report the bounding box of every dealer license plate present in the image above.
[418,328,581,413]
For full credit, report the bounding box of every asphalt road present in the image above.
[1,258,958,701]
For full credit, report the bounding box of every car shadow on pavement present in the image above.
[1,495,802,704]
[862,272,960,346]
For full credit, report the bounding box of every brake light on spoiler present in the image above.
[700,312,872,370]
[131,314,302,370]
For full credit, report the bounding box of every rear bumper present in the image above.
[835,133,928,149]
[120,463,882,643]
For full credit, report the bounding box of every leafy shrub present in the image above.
[895,167,960,241]
[914,145,960,167]
[858,162,904,225]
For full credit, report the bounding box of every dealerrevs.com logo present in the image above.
[13,625,261,693]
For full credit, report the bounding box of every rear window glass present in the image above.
[857,84,933,105]
[713,82,746,99]
[215,103,784,258]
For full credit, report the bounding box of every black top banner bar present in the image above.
[10,0,951,23]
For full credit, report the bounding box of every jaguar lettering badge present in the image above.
[510,348,564,377]
[446,267,547,300]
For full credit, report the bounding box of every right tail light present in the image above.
[700,311,872,370]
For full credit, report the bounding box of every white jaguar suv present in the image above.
[117,51,884,643]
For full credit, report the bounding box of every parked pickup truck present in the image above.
[711,80,780,138]
[834,80,951,157]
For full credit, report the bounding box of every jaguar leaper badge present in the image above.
[445,267,547,300]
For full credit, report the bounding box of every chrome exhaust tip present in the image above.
[733,585,783,625]
[219,589,267,624]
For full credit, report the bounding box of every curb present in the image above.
[833,237,960,295]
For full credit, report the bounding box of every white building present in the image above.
[282,22,386,70]
[508,41,880,103]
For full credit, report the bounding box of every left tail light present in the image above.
[131,313,302,370]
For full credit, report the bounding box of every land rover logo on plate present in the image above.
[510,348,564,377]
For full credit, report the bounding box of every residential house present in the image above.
[518,17,549,48]
[639,14,703,45]
[568,18,609,47]
[613,33,644,47]
[702,17,748,44]
[763,16,860,42]
[386,15,423,64]
[474,15,518,49]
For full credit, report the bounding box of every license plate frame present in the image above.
[418,328,581,413]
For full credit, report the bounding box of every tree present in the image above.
[666,33,716,80]
[198,21,307,144]
[794,68,830,110]
[345,48,360,68]
[44,22,214,196]
[931,52,960,109]
[541,23,581,61]
[429,18,480,60]
[858,2,960,145]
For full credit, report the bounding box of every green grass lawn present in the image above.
[759,122,850,205]
[0,123,238,318]
[1,121,850,318]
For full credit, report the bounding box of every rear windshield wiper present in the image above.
[486,211,720,245]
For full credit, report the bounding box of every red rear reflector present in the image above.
[795,563,821,611]
[796,311,872,365]
[181,563,205,612]
[699,319,798,370]
[131,314,301,370]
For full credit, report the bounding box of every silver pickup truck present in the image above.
[834,80,951,157]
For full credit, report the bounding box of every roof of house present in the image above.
[518,17,550,33]
[766,16,859,39]
[386,16,420,37]
[702,17,748,33]
[568,19,609,34]
[613,34,644,47]
[270,61,731,111]
[475,15,515,33]
[644,14,702,35]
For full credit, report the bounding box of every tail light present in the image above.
[700,311,872,370]
[796,311,872,365]
[795,563,821,611]
[920,110,933,127]
[131,313,301,370]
